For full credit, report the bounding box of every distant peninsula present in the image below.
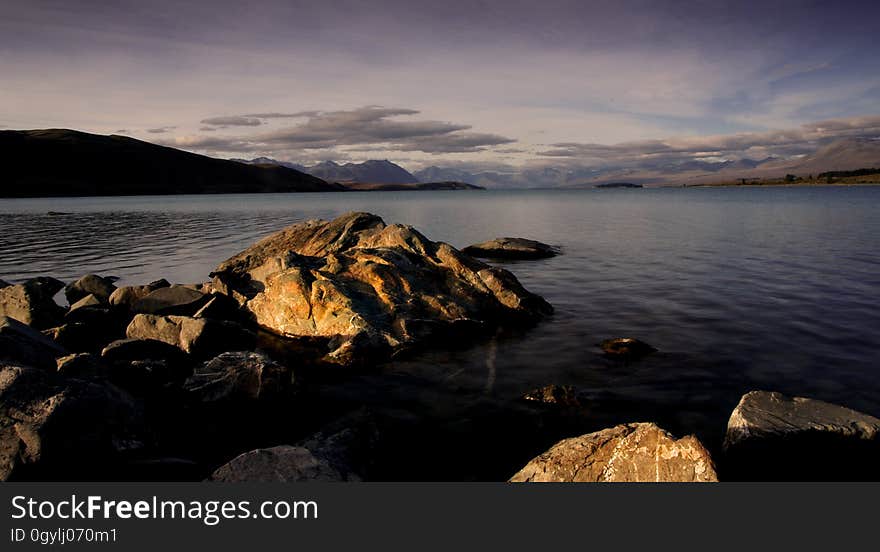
[594,182,643,188]
[0,129,341,197]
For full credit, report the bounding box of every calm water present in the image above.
[2,187,880,477]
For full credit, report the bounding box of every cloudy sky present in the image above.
[2,0,879,171]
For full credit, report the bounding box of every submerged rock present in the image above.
[598,337,657,360]
[0,316,69,370]
[0,364,145,480]
[0,278,66,329]
[522,384,584,408]
[184,351,292,402]
[509,422,718,482]
[125,314,255,358]
[64,274,117,305]
[211,212,552,364]
[462,237,560,260]
[723,390,880,480]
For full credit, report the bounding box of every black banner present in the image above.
[0,483,873,550]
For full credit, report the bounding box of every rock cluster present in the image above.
[211,212,552,364]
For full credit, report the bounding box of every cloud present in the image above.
[199,116,263,127]
[146,126,175,134]
[243,112,316,119]
[172,106,516,155]
[199,126,217,131]
[536,115,880,167]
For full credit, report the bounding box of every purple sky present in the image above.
[2,0,879,171]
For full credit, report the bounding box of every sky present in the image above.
[2,0,880,172]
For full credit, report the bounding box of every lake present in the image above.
[2,186,879,479]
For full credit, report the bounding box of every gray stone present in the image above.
[723,390,880,480]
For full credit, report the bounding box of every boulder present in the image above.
[109,279,170,310]
[64,274,117,305]
[211,212,552,364]
[723,391,880,480]
[55,353,102,377]
[209,410,378,482]
[184,351,292,402]
[462,237,560,260]
[125,314,255,358]
[0,364,145,480]
[101,339,191,391]
[0,278,66,329]
[598,337,657,360]
[509,422,718,482]
[0,316,69,370]
[132,285,210,316]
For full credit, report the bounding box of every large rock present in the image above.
[209,410,378,482]
[723,391,880,480]
[0,364,145,480]
[184,351,292,402]
[0,316,69,370]
[0,278,66,329]
[55,353,102,377]
[211,212,552,364]
[132,285,210,316]
[462,237,560,260]
[64,274,117,305]
[509,422,718,482]
[125,314,255,358]
[109,279,170,310]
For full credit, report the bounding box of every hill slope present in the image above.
[0,129,342,197]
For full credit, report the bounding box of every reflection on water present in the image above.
[2,187,880,477]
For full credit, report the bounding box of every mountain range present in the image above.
[235,158,419,185]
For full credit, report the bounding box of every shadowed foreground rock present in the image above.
[462,237,560,260]
[184,351,293,402]
[510,422,718,482]
[209,411,379,482]
[0,316,68,370]
[0,364,145,480]
[211,212,552,364]
[723,390,880,480]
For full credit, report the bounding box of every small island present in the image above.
[595,182,643,188]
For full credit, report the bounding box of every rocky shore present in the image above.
[2,212,878,481]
